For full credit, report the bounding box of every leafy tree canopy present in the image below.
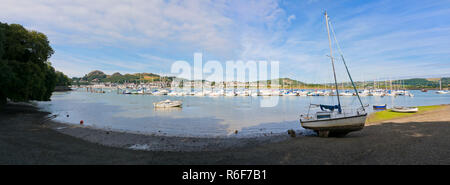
[0,22,65,105]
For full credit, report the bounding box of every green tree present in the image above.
[0,22,57,105]
[55,71,71,86]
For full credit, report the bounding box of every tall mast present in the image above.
[328,13,365,111]
[325,11,342,113]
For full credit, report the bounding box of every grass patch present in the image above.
[367,105,444,123]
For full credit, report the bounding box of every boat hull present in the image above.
[153,100,182,108]
[300,114,367,136]
[391,107,418,113]
[373,104,387,109]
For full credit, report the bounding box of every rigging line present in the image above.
[328,20,365,111]
[325,11,342,114]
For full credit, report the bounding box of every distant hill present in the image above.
[350,77,450,89]
[72,70,171,84]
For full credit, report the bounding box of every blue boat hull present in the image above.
[373,104,387,109]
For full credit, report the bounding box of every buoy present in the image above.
[80,120,84,125]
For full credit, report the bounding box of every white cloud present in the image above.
[0,0,239,54]
[287,14,296,23]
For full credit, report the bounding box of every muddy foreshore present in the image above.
[1,102,449,164]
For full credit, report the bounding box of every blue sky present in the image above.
[1,0,450,83]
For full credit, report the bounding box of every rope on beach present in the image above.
[38,114,58,124]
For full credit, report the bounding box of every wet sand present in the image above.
[0,102,449,164]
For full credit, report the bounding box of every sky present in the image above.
[1,0,450,83]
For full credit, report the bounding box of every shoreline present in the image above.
[1,102,449,164]
[46,120,303,152]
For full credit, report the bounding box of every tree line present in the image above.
[0,22,70,105]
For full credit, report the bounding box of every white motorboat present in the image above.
[153,99,182,108]
[391,106,418,113]
[299,12,367,137]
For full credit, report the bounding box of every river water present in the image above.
[35,89,450,137]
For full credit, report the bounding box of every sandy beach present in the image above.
[0,102,449,164]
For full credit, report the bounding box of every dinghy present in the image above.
[391,106,418,113]
[373,104,387,110]
[300,11,367,137]
[153,99,182,108]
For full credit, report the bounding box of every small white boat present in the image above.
[436,90,448,94]
[153,99,182,108]
[391,106,418,113]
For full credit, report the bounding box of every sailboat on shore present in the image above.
[300,11,367,137]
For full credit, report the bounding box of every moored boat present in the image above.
[373,104,387,110]
[435,79,448,94]
[153,99,182,108]
[391,106,418,113]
